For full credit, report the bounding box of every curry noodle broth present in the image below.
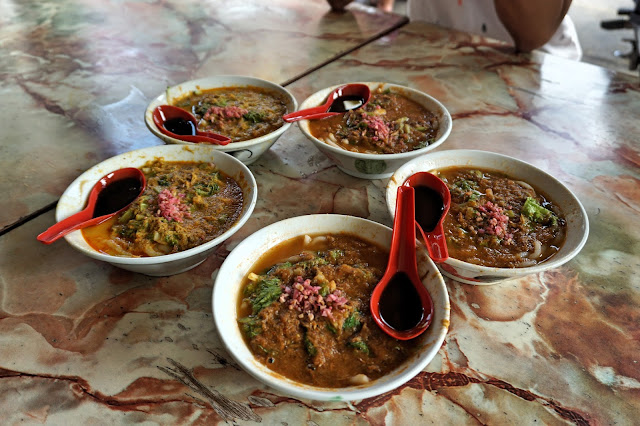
[436,167,567,268]
[82,159,243,257]
[237,233,421,388]
[172,86,289,142]
[308,86,439,154]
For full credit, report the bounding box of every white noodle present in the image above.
[529,240,543,259]
[518,259,537,267]
[515,180,536,195]
[323,137,342,149]
[285,254,304,263]
[105,240,129,256]
[349,374,370,385]
[310,236,327,245]
[143,245,166,257]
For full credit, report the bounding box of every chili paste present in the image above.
[308,86,440,154]
[82,159,243,257]
[172,85,289,142]
[437,167,566,267]
[237,233,420,388]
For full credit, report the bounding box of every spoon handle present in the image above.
[152,105,231,145]
[171,133,231,145]
[198,132,232,145]
[421,221,449,263]
[282,105,331,122]
[389,186,419,274]
[402,171,451,263]
[37,209,99,244]
[293,112,341,121]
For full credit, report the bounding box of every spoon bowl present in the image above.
[282,83,371,122]
[153,105,231,145]
[370,186,434,340]
[403,172,451,263]
[37,168,146,244]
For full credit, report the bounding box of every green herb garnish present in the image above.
[304,335,317,357]
[243,111,264,123]
[165,233,179,246]
[453,179,482,201]
[348,339,370,355]
[329,249,344,261]
[343,311,361,331]
[214,98,228,107]
[266,261,293,275]
[413,138,433,150]
[238,316,262,339]
[522,197,558,225]
[246,277,282,314]
[193,182,220,196]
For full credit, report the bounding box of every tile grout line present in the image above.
[281,15,409,87]
[1,201,57,237]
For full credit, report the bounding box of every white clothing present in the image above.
[407,0,582,60]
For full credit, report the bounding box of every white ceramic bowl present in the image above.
[387,149,590,285]
[212,214,450,401]
[145,75,297,165]
[297,82,452,179]
[56,145,258,276]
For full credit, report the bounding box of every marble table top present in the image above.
[2,5,640,425]
[282,21,640,425]
[0,0,406,231]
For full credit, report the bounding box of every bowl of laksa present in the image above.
[387,150,589,285]
[297,82,452,179]
[55,145,257,276]
[145,75,297,165]
[212,214,450,401]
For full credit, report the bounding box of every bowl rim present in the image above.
[56,145,258,266]
[212,213,450,401]
[297,81,452,160]
[386,149,590,277]
[144,75,298,149]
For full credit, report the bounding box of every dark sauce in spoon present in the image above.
[328,95,365,113]
[164,117,196,135]
[93,177,143,218]
[414,185,445,232]
[378,271,425,331]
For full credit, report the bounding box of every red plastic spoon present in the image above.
[403,172,451,263]
[282,83,371,122]
[152,105,231,145]
[370,186,434,341]
[37,168,146,244]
